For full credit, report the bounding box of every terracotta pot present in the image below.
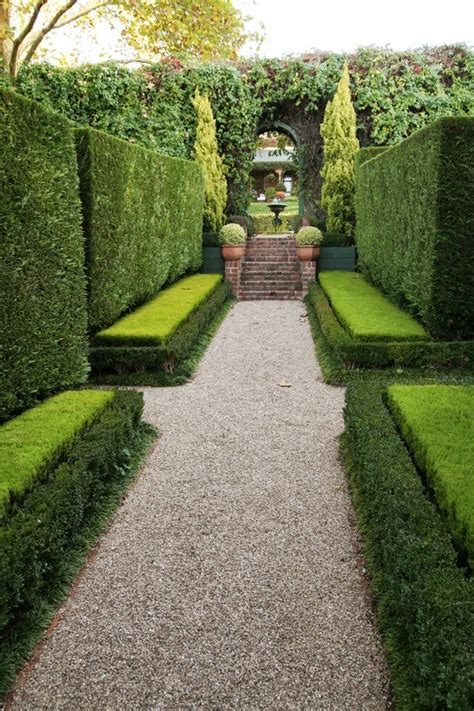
[221,245,245,261]
[296,245,320,261]
[276,191,286,200]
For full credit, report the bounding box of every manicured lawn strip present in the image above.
[342,380,474,709]
[319,271,428,341]
[248,197,299,217]
[0,390,114,517]
[94,274,223,347]
[388,384,474,567]
[0,390,153,699]
[307,282,474,372]
[90,291,235,386]
[91,281,232,377]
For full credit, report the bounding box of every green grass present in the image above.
[388,384,474,567]
[319,271,428,341]
[0,390,114,516]
[248,196,298,216]
[94,274,223,346]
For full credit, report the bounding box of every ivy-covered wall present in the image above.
[5,46,473,215]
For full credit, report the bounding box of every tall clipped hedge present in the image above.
[76,128,204,332]
[354,146,388,173]
[0,89,88,421]
[355,117,474,340]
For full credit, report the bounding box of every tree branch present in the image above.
[21,0,78,65]
[9,0,48,76]
[52,1,110,29]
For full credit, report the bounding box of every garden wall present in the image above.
[355,117,474,340]
[0,90,89,421]
[76,128,204,332]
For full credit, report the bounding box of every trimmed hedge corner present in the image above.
[0,89,89,422]
[75,127,204,332]
[91,277,232,375]
[0,389,151,697]
[308,281,474,370]
[387,384,474,568]
[355,117,474,340]
[343,381,474,708]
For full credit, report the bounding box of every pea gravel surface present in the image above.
[10,301,390,710]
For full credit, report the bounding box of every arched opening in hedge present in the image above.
[255,120,305,215]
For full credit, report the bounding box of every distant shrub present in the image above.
[0,89,88,421]
[219,223,246,245]
[226,214,255,236]
[265,187,276,201]
[275,181,286,192]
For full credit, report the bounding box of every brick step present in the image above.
[241,264,300,272]
[240,278,302,287]
[242,266,300,277]
[240,285,303,293]
[242,256,298,263]
[239,292,302,300]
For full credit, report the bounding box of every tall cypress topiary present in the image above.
[192,89,227,233]
[321,64,359,235]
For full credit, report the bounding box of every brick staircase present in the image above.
[239,235,303,300]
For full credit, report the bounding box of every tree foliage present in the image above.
[0,0,249,78]
[320,63,360,235]
[192,87,227,232]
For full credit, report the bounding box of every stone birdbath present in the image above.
[268,200,287,231]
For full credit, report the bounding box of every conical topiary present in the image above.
[192,89,227,233]
[320,64,360,235]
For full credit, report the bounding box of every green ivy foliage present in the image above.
[9,46,474,213]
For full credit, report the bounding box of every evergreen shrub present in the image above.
[355,117,474,340]
[219,224,246,245]
[192,89,227,232]
[320,64,360,235]
[75,127,204,332]
[0,89,89,421]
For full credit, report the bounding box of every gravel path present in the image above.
[10,301,390,709]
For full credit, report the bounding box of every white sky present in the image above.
[42,0,473,64]
[236,0,473,56]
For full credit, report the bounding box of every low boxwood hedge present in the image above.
[308,282,474,370]
[319,271,428,341]
[0,390,114,517]
[343,379,474,708]
[387,384,474,568]
[0,389,152,697]
[91,279,232,375]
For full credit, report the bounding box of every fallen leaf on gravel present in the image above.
[278,381,292,388]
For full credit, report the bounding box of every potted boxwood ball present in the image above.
[295,225,323,261]
[219,223,246,260]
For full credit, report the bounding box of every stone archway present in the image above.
[256,120,305,215]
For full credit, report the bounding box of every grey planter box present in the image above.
[318,246,356,272]
[201,246,224,274]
